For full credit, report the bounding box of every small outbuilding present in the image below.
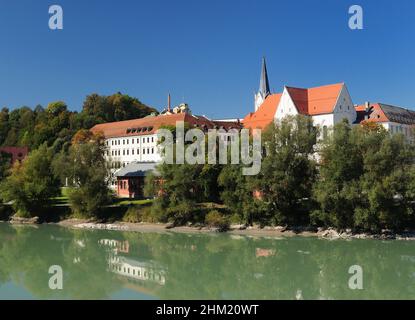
[114,162,158,198]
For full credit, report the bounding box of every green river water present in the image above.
[0,223,414,300]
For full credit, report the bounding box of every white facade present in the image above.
[105,133,161,168]
[381,122,415,143]
[273,84,356,135]
[331,85,356,126]
[274,88,299,120]
[254,92,265,112]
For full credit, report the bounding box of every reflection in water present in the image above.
[99,239,166,286]
[0,223,415,299]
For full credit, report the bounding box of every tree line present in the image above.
[146,116,415,232]
[0,93,156,218]
[1,110,415,232]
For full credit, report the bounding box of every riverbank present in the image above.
[51,218,415,240]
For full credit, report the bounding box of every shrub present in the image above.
[123,205,155,223]
[205,210,229,231]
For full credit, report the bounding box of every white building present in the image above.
[355,102,415,142]
[245,58,415,143]
[244,58,356,135]
[91,105,242,194]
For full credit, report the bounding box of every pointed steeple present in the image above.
[259,57,270,98]
[254,57,271,111]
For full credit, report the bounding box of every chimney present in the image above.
[168,94,171,112]
[364,101,370,120]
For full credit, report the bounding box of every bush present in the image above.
[205,210,229,231]
[123,205,155,223]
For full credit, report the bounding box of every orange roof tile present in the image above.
[355,103,415,124]
[287,83,343,115]
[90,113,241,138]
[355,103,389,122]
[242,93,282,131]
[242,83,344,131]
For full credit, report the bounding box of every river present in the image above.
[0,223,414,299]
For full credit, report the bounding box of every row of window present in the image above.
[390,125,413,137]
[110,161,152,170]
[109,148,155,157]
[108,136,155,146]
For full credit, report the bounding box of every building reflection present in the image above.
[99,239,166,288]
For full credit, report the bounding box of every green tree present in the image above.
[252,115,318,226]
[355,128,415,231]
[0,151,11,181]
[53,130,112,218]
[312,119,363,229]
[313,121,415,231]
[0,144,60,217]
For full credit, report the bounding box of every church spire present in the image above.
[259,56,270,98]
[254,57,271,111]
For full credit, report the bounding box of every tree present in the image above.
[312,119,363,229]
[53,130,112,218]
[355,128,415,231]
[218,163,258,224]
[313,120,415,232]
[0,151,11,181]
[252,115,318,226]
[82,93,157,125]
[0,144,60,217]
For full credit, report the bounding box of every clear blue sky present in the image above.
[0,0,414,118]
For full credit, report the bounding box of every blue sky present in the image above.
[0,0,414,119]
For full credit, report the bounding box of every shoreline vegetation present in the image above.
[1,201,415,240]
[2,107,415,237]
[2,216,415,241]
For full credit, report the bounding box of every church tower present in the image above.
[254,57,271,111]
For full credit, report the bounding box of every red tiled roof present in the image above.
[355,103,389,123]
[242,93,282,131]
[90,113,241,138]
[287,83,344,115]
[242,83,344,131]
[355,103,415,124]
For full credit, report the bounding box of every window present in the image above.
[151,148,154,154]
[143,149,146,154]
[126,149,129,155]
[118,150,120,156]
[137,149,140,154]
[132,139,134,144]
[123,150,125,155]
[147,137,150,143]
[137,138,139,144]
[132,149,134,155]
[152,137,154,143]
[127,139,129,144]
